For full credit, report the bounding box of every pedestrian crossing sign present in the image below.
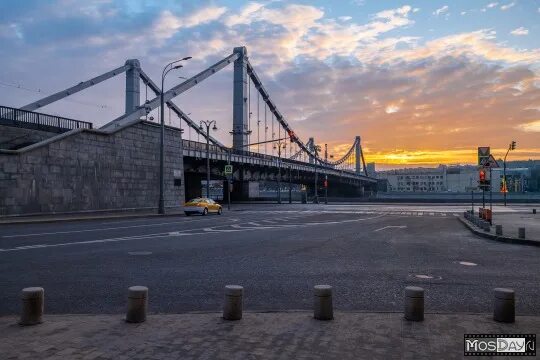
[224,165,233,175]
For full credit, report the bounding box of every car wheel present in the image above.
[202,208,208,216]
[185,212,191,216]
[217,207,222,215]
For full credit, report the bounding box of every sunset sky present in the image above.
[0,0,539,169]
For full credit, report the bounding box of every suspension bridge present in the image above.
[0,46,376,216]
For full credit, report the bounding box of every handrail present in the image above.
[181,140,364,176]
[1,105,93,131]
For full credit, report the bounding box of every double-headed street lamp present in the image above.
[158,56,191,215]
[199,120,218,198]
[273,141,287,204]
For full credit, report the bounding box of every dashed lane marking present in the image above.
[373,225,407,232]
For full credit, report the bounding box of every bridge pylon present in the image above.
[125,59,141,114]
[232,46,249,150]
[355,136,361,174]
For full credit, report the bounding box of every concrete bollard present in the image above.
[313,285,333,320]
[20,287,44,326]
[404,286,424,321]
[223,285,243,320]
[518,227,526,239]
[493,288,515,323]
[126,286,148,323]
[495,224,503,236]
[483,221,491,232]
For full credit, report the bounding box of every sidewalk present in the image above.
[1,312,538,359]
[492,211,540,241]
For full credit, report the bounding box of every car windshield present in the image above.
[189,198,203,203]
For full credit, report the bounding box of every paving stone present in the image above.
[0,312,538,359]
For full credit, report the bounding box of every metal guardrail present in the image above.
[0,105,92,131]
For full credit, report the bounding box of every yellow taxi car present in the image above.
[184,198,222,216]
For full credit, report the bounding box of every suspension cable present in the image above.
[248,76,251,147]
[257,91,260,153]
[264,103,268,155]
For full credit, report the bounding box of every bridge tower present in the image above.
[308,137,315,164]
[124,59,141,113]
[355,136,361,174]
[232,47,249,150]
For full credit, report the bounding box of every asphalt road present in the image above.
[1,204,539,315]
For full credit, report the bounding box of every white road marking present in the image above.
[373,225,407,232]
[0,214,387,253]
[2,218,239,238]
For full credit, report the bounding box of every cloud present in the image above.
[500,2,515,10]
[1,1,539,166]
[385,104,400,114]
[481,2,499,12]
[433,5,449,16]
[153,6,227,41]
[517,120,540,132]
[510,27,528,36]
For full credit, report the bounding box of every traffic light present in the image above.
[510,141,516,150]
[479,169,486,182]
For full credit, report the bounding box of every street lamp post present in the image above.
[503,140,516,207]
[159,56,191,214]
[288,165,292,204]
[313,144,321,204]
[199,120,218,199]
[274,141,286,204]
[324,144,328,205]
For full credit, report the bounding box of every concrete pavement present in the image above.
[492,211,540,241]
[1,312,538,359]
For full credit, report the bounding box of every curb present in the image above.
[0,212,185,225]
[458,216,540,247]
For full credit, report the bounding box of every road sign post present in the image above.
[226,154,232,210]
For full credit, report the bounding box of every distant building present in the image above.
[377,166,447,192]
[375,160,540,193]
[445,165,477,192]
[366,162,376,177]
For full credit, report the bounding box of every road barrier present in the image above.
[313,285,333,320]
[518,228,526,239]
[404,286,424,321]
[223,285,243,320]
[493,288,515,323]
[20,287,44,326]
[495,225,503,236]
[126,286,148,323]
[15,285,522,326]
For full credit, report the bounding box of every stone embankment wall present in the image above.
[0,121,184,216]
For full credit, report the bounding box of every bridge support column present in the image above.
[355,136,361,174]
[232,47,249,150]
[125,59,140,114]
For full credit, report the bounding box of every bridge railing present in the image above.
[182,139,362,176]
[0,105,93,132]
